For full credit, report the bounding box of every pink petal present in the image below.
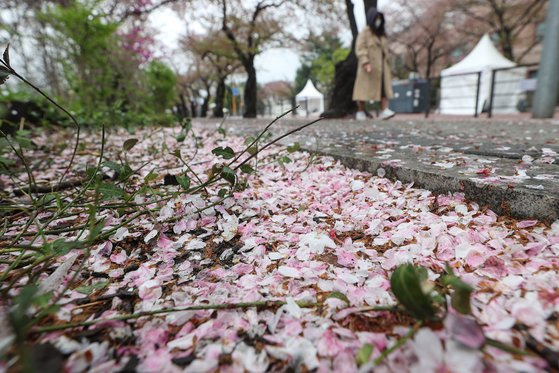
[445,313,485,349]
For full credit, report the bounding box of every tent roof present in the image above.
[442,34,516,75]
[296,80,323,100]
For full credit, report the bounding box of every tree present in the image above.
[177,69,202,118]
[0,0,71,93]
[210,0,342,118]
[181,29,241,118]
[176,58,216,118]
[169,0,341,118]
[219,0,284,118]
[145,60,177,112]
[387,0,464,79]
[295,32,350,94]
[450,0,547,61]
[44,2,122,108]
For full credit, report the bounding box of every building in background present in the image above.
[259,81,293,117]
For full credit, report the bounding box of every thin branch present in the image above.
[33,300,397,333]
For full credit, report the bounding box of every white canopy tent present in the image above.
[440,34,526,115]
[296,80,324,117]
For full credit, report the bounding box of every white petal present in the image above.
[268,252,283,261]
[167,334,194,350]
[338,272,359,284]
[412,329,443,369]
[455,243,473,259]
[278,266,301,278]
[444,340,483,373]
[144,229,158,243]
[284,297,302,318]
[112,227,129,242]
[40,254,78,294]
[187,239,206,250]
[351,180,365,191]
[232,343,269,373]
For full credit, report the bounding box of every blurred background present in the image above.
[0,0,556,125]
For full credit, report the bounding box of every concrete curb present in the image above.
[312,149,559,223]
[195,118,559,223]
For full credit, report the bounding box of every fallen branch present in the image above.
[12,174,110,196]
[524,334,559,370]
[33,300,397,333]
[33,300,316,333]
[373,322,422,366]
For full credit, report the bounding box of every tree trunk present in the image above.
[364,0,378,14]
[322,53,358,118]
[500,29,515,61]
[201,94,211,118]
[347,0,359,42]
[190,100,198,118]
[243,58,258,118]
[213,77,226,118]
[178,93,190,118]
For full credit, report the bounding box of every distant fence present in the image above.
[405,63,539,118]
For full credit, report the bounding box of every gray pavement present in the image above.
[194,116,559,222]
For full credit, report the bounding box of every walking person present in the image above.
[353,8,395,120]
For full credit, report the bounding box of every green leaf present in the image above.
[240,164,254,174]
[356,343,374,366]
[88,218,106,242]
[144,171,158,184]
[33,290,54,309]
[287,142,301,153]
[49,238,82,256]
[3,44,10,67]
[97,182,126,200]
[103,161,123,174]
[279,156,292,165]
[85,165,99,180]
[123,138,138,151]
[247,145,258,156]
[220,166,237,185]
[217,127,227,136]
[176,175,191,190]
[218,188,228,198]
[0,155,16,167]
[181,118,192,132]
[244,136,256,145]
[326,291,350,305]
[10,285,39,335]
[210,164,223,178]
[212,146,235,160]
[38,193,58,206]
[76,281,109,295]
[442,275,474,315]
[0,66,10,86]
[485,338,531,356]
[390,264,437,320]
[176,132,186,143]
[102,161,132,182]
[15,130,32,148]
[451,285,473,315]
[118,164,134,182]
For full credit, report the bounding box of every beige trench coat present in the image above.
[352,29,394,102]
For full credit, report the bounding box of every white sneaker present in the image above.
[355,111,367,121]
[379,108,395,120]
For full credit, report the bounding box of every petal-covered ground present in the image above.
[1,126,558,372]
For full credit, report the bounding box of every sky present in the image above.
[150,0,389,86]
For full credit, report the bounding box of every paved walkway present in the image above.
[195,116,559,222]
